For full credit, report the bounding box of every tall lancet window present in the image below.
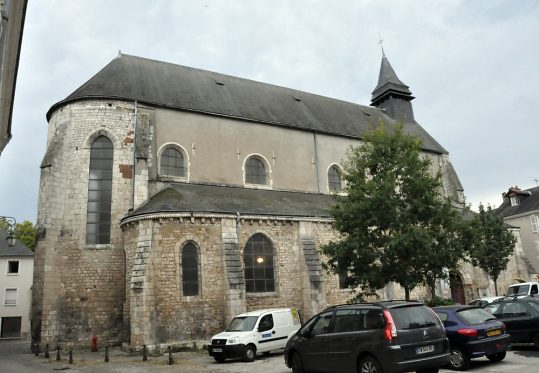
[181,242,199,296]
[86,136,113,244]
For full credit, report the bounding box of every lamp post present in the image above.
[1,216,17,247]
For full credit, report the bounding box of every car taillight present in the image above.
[457,328,478,337]
[383,309,397,341]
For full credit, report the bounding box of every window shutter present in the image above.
[5,289,17,305]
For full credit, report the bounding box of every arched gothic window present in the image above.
[328,165,342,192]
[244,233,275,293]
[86,136,113,244]
[181,242,199,296]
[245,156,266,185]
[160,147,185,177]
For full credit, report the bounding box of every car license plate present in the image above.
[213,348,223,353]
[487,329,501,337]
[416,345,434,355]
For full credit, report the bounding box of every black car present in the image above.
[433,305,510,370]
[284,300,450,373]
[484,296,539,348]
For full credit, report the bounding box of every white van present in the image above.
[208,308,301,363]
[506,281,539,297]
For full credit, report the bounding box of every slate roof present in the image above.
[496,186,539,218]
[0,229,34,257]
[371,55,414,104]
[47,53,446,154]
[125,183,334,220]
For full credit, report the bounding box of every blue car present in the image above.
[433,305,510,370]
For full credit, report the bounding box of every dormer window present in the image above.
[510,196,519,206]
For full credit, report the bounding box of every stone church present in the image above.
[31,52,522,349]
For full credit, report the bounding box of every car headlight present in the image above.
[228,336,240,344]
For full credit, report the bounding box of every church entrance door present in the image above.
[450,272,466,305]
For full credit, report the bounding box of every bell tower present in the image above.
[371,52,415,123]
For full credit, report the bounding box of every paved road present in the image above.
[1,340,538,372]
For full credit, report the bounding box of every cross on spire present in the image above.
[378,33,386,58]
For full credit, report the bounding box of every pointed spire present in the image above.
[371,55,412,102]
[370,54,415,122]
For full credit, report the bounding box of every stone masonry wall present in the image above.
[33,100,136,347]
[123,217,229,346]
[121,216,338,345]
[238,219,305,314]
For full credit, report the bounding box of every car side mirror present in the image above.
[299,328,311,338]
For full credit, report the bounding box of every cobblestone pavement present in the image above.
[2,340,539,373]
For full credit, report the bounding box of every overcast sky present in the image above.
[1,0,538,224]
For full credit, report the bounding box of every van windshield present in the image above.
[226,316,258,332]
[507,285,529,296]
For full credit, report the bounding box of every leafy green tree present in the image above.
[0,218,37,250]
[322,124,466,301]
[468,204,516,295]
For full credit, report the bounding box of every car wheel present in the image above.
[533,332,539,349]
[359,356,382,373]
[243,345,256,362]
[416,369,439,373]
[448,347,470,371]
[291,352,305,373]
[486,351,506,362]
[213,356,225,363]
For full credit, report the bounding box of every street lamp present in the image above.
[1,216,17,247]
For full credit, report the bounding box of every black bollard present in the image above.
[167,346,174,365]
[45,344,50,359]
[69,349,73,364]
[142,344,147,361]
[56,345,61,361]
[33,341,40,357]
[104,346,109,362]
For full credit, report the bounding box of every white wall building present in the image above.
[0,229,34,340]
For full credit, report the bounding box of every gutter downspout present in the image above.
[313,131,321,193]
[131,101,138,210]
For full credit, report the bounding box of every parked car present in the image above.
[433,305,510,370]
[484,296,539,348]
[506,282,539,297]
[467,296,503,308]
[284,300,450,373]
[208,308,301,362]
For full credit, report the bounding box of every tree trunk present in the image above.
[404,286,410,301]
[493,278,498,296]
[429,278,437,301]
